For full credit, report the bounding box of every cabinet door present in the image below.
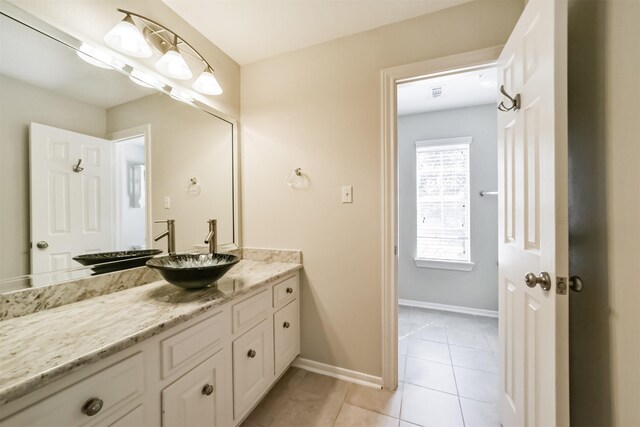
[232,319,274,420]
[162,350,227,427]
[274,299,300,377]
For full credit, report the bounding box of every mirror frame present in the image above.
[0,1,241,289]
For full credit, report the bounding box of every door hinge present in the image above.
[394,245,398,256]
[556,276,567,295]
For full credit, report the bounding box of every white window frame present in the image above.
[414,136,474,271]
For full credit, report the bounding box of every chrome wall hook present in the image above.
[497,85,521,112]
[72,159,84,173]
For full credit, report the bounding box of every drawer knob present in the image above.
[283,321,291,329]
[81,397,104,416]
[202,384,214,396]
[286,287,294,294]
[247,349,257,358]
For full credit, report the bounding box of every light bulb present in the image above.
[155,49,192,80]
[192,69,223,95]
[104,14,152,58]
[77,43,125,70]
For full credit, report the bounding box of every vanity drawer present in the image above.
[232,289,270,334]
[160,309,226,379]
[2,353,143,427]
[272,275,298,309]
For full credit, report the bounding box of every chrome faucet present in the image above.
[204,219,217,254]
[154,219,176,254]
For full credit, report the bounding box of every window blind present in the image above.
[416,141,470,262]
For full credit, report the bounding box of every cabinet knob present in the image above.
[202,384,214,396]
[283,321,290,329]
[286,287,293,294]
[247,349,257,358]
[81,397,103,416]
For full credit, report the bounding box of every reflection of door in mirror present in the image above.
[115,136,147,251]
[29,123,114,275]
[0,8,235,289]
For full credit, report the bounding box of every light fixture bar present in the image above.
[115,8,215,74]
[107,9,223,95]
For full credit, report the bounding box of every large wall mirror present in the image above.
[0,5,238,292]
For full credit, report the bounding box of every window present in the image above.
[415,137,473,271]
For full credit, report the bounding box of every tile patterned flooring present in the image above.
[242,306,499,427]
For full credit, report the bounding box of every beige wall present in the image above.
[0,74,106,279]
[241,0,523,377]
[606,2,640,424]
[107,93,234,252]
[8,0,240,119]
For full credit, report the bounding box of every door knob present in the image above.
[36,241,49,249]
[569,276,583,292]
[524,271,551,291]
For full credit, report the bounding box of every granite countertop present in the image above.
[0,259,302,405]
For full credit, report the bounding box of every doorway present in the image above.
[113,135,147,250]
[395,66,500,425]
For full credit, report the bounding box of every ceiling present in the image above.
[161,0,473,65]
[397,67,497,115]
[0,14,153,110]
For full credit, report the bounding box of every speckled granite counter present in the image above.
[0,259,302,405]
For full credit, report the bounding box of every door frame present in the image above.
[109,125,152,250]
[380,45,503,389]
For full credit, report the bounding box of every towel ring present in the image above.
[186,177,201,195]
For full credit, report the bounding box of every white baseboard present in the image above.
[399,299,498,318]
[292,357,382,389]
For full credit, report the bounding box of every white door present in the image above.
[497,0,569,426]
[30,123,113,274]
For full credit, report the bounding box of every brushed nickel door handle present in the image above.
[524,272,551,291]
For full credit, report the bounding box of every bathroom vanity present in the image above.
[0,255,302,426]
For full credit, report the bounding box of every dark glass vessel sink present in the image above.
[73,249,163,274]
[146,253,240,289]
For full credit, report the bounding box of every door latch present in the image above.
[556,276,567,295]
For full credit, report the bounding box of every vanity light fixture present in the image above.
[129,69,163,89]
[169,86,195,103]
[104,13,152,58]
[155,35,193,80]
[77,43,125,70]
[105,9,223,95]
[192,67,223,95]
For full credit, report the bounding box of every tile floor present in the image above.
[242,306,499,427]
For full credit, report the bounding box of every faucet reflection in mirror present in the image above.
[104,9,223,96]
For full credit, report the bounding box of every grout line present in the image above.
[447,330,466,427]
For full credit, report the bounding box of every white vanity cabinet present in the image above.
[0,271,300,427]
[162,350,227,427]
[1,353,144,427]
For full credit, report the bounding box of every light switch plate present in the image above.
[341,186,353,203]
